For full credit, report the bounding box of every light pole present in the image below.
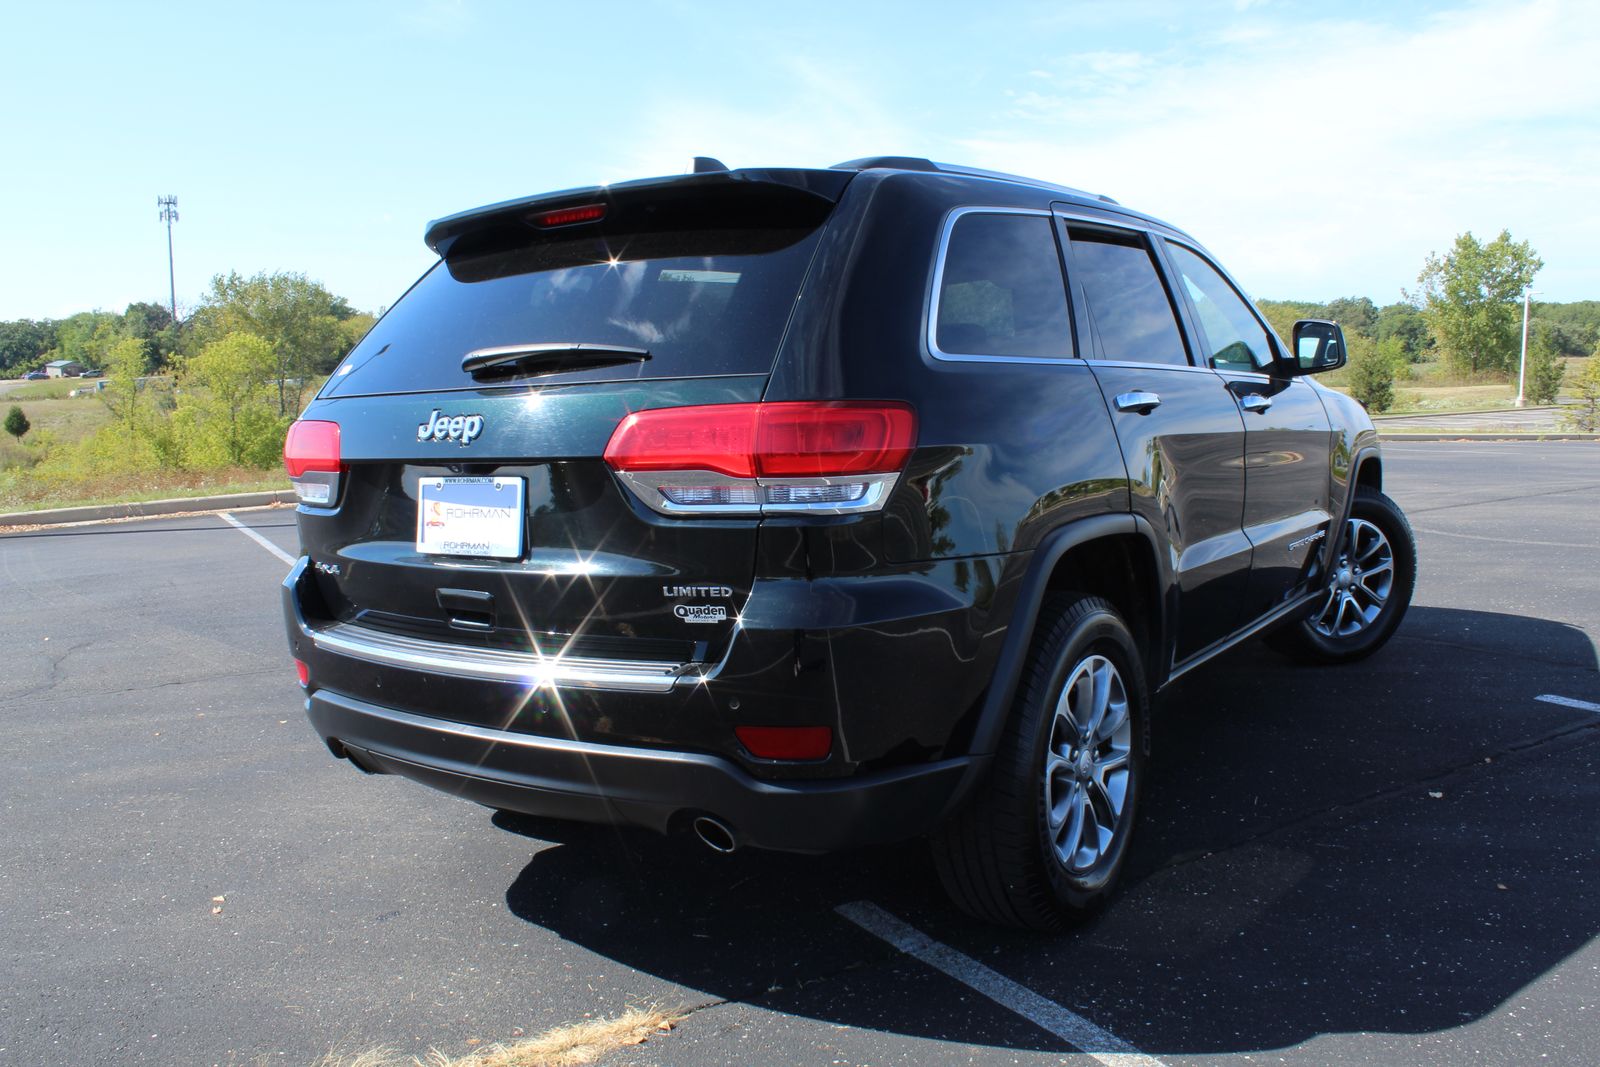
[1515,287,1541,408]
[157,195,179,325]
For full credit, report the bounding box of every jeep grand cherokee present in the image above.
[281,156,1416,929]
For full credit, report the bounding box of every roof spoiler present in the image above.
[424,168,853,257]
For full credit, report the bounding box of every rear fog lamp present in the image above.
[735,725,832,761]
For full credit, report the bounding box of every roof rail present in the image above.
[830,156,1118,205]
[831,156,940,172]
[929,161,1119,205]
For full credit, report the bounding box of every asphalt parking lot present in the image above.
[2,441,1597,1067]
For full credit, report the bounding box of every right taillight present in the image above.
[283,419,343,506]
[604,401,916,516]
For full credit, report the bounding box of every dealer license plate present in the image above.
[415,476,525,559]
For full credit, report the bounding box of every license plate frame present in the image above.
[415,476,526,560]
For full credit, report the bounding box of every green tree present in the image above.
[99,336,152,431]
[1412,230,1543,377]
[1345,333,1397,413]
[4,406,28,440]
[1563,355,1600,432]
[1324,296,1378,339]
[191,272,361,416]
[1375,302,1430,360]
[0,320,54,376]
[176,332,287,467]
[1523,323,1565,405]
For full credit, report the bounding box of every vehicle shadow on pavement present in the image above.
[496,606,1599,1057]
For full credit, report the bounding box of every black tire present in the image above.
[932,593,1148,930]
[1267,487,1416,664]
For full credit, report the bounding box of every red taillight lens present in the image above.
[283,420,341,477]
[530,203,606,227]
[604,405,759,478]
[735,725,832,761]
[294,659,310,688]
[755,403,917,477]
[603,402,916,479]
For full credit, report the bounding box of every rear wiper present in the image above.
[462,342,650,378]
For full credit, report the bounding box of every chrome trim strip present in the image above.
[310,621,693,693]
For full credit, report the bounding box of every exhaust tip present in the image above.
[692,815,738,854]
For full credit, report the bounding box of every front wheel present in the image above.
[932,593,1148,930]
[1268,487,1416,664]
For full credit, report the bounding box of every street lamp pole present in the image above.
[1515,287,1544,408]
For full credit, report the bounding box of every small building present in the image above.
[44,359,84,378]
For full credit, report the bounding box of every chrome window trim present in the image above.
[310,620,693,693]
[926,206,1079,365]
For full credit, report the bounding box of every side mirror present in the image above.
[1287,319,1347,375]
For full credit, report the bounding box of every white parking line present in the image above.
[835,901,1165,1067]
[1537,694,1600,713]
[220,511,296,567]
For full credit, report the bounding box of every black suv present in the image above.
[281,157,1415,929]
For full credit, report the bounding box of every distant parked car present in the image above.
[24,371,47,380]
[77,369,104,378]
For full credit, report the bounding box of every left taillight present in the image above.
[603,401,916,517]
[283,420,342,506]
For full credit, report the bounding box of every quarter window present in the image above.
[1165,242,1274,371]
[935,213,1073,358]
[1066,226,1190,367]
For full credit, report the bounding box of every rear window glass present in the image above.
[323,223,823,397]
[934,213,1073,358]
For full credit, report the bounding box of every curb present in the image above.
[0,490,297,528]
[1377,432,1599,442]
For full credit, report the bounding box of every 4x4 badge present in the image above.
[418,409,484,445]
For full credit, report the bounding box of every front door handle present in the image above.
[1114,391,1162,415]
[1239,394,1273,413]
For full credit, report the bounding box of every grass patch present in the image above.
[309,1006,684,1067]
[0,469,288,513]
[4,378,103,400]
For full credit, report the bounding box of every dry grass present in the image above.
[0,468,288,512]
[308,1006,684,1067]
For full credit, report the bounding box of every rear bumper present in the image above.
[307,686,979,852]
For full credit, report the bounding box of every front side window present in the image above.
[935,213,1073,358]
[1164,242,1274,371]
[1066,226,1190,367]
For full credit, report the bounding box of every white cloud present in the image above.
[963,0,1600,299]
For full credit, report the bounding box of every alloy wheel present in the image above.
[1043,654,1133,874]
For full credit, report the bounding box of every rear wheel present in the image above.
[933,593,1147,930]
[1268,487,1416,663]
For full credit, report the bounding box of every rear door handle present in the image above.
[1239,394,1272,413]
[1114,391,1162,415]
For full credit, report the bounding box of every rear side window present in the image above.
[934,213,1073,358]
[323,213,825,398]
[1066,226,1190,367]
[1164,242,1275,371]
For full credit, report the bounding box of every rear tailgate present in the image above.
[294,172,847,686]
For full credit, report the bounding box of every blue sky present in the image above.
[2,0,1596,319]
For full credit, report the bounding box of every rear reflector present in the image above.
[603,401,915,516]
[530,203,606,228]
[735,725,832,761]
[283,420,343,506]
[294,659,310,688]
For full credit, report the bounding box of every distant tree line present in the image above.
[0,272,375,417]
[1256,230,1595,411]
